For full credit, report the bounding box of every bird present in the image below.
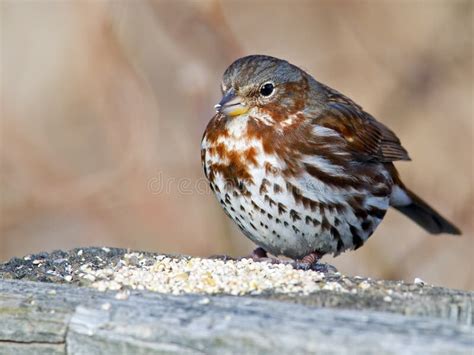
[201,54,460,269]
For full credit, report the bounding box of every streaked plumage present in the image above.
[201,55,460,264]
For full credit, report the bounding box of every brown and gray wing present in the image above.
[314,85,410,163]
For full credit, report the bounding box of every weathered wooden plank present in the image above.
[0,342,65,355]
[66,295,474,355]
[1,248,472,326]
[261,286,474,325]
[0,280,473,354]
[0,287,71,343]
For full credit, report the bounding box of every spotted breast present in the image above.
[201,110,393,260]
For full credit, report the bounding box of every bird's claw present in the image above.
[291,261,337,273]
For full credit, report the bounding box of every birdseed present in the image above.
[81,253,330,296]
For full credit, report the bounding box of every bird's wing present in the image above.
[313,85,410,163]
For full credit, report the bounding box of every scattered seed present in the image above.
[115,290,130,300]
[414,277,425,286]
[77,253,327,296]
[383,296,392,302]
[101,302,112,310]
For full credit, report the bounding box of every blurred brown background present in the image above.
[1,0,472,290]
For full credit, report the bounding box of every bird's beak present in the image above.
[214,89,249,117]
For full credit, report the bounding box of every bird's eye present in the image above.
[259,82,274,97]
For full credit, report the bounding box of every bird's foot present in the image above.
[247,247,268,260]
[211,248,336,272]
[291,252,337,273]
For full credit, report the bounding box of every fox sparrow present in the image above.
[201,55,460,269]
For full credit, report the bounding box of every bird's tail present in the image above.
[391,187,461,235]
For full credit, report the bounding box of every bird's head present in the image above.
[215,55,312,120]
